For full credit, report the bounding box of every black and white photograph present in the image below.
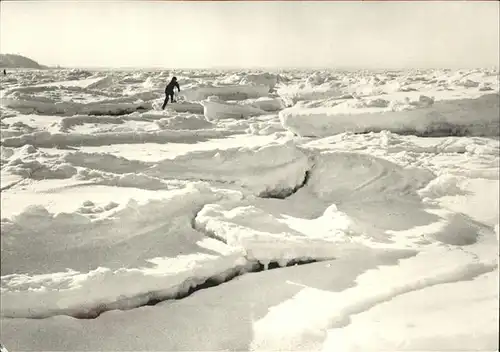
[0,1,499,351]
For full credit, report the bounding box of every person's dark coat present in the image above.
[162,77,180,109]
[165,77,180,94]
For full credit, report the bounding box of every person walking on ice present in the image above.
[162,76,180,109]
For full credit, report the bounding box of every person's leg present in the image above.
[170,93,175,103]
[162,94,169,109]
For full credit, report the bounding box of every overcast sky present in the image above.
[1,1,498,69]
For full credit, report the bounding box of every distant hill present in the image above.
[0,54,47,69]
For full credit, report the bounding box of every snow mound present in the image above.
[3,159,77,180]
[86,75,114,90]
[248,117,286,136]
[479,82,494,91]
[194,202,366,267]
[245,97,285,112]
[240,73,278,91]
[0,184,225,275]
[76,169,169,190]
[280,93,500,137]
[351,83,385,97]
[293,151,485,247]
[307,151,434,202]
[156,114,214,130]
[61,68,94,81]
[1,145,77,180]
[305,72,331,86]
[202,96,267,120]
[417,174,466,198]
[63,151,150,174]
[457,78,479,88]
[181,84,270,101]
[145,141,310,196]
[216,73,245,85]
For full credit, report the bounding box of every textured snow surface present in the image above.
[1,67,498,352]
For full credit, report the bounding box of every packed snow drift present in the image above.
[1,67,499,352]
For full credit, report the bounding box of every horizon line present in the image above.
[7,64,500,71]
[2,53,499,72]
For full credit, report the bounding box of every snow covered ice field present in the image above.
[0,67,499,351]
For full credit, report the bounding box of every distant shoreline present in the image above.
[2,66,499,73]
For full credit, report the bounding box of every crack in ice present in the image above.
[12,257,322,320]
[258,169,311,199]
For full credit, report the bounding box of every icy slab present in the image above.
[1,128,240,148]
[1,182,263,319]
[2,96,151,116]
[320,269,499,352]
[0,249,250,319]
[3,195,394,320]
[0,248,415,352]
[59,115,130,132]
[250,248,498,351]
[161,101,204,114]
[301,131,500,177]
[85,75,114,90]
[0,172,23,191]
[145,141,310,196]
[0,183,238,275]
[1,178,397,321]
[190,147,490,250]
[73,168,170,190]
[3,139,307,195]
[32,76,111,89]
[280,93,500,137]
[202,96,267,120]
[306,151,435,203]
[74,134,280,162]
[181,83,270,101]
